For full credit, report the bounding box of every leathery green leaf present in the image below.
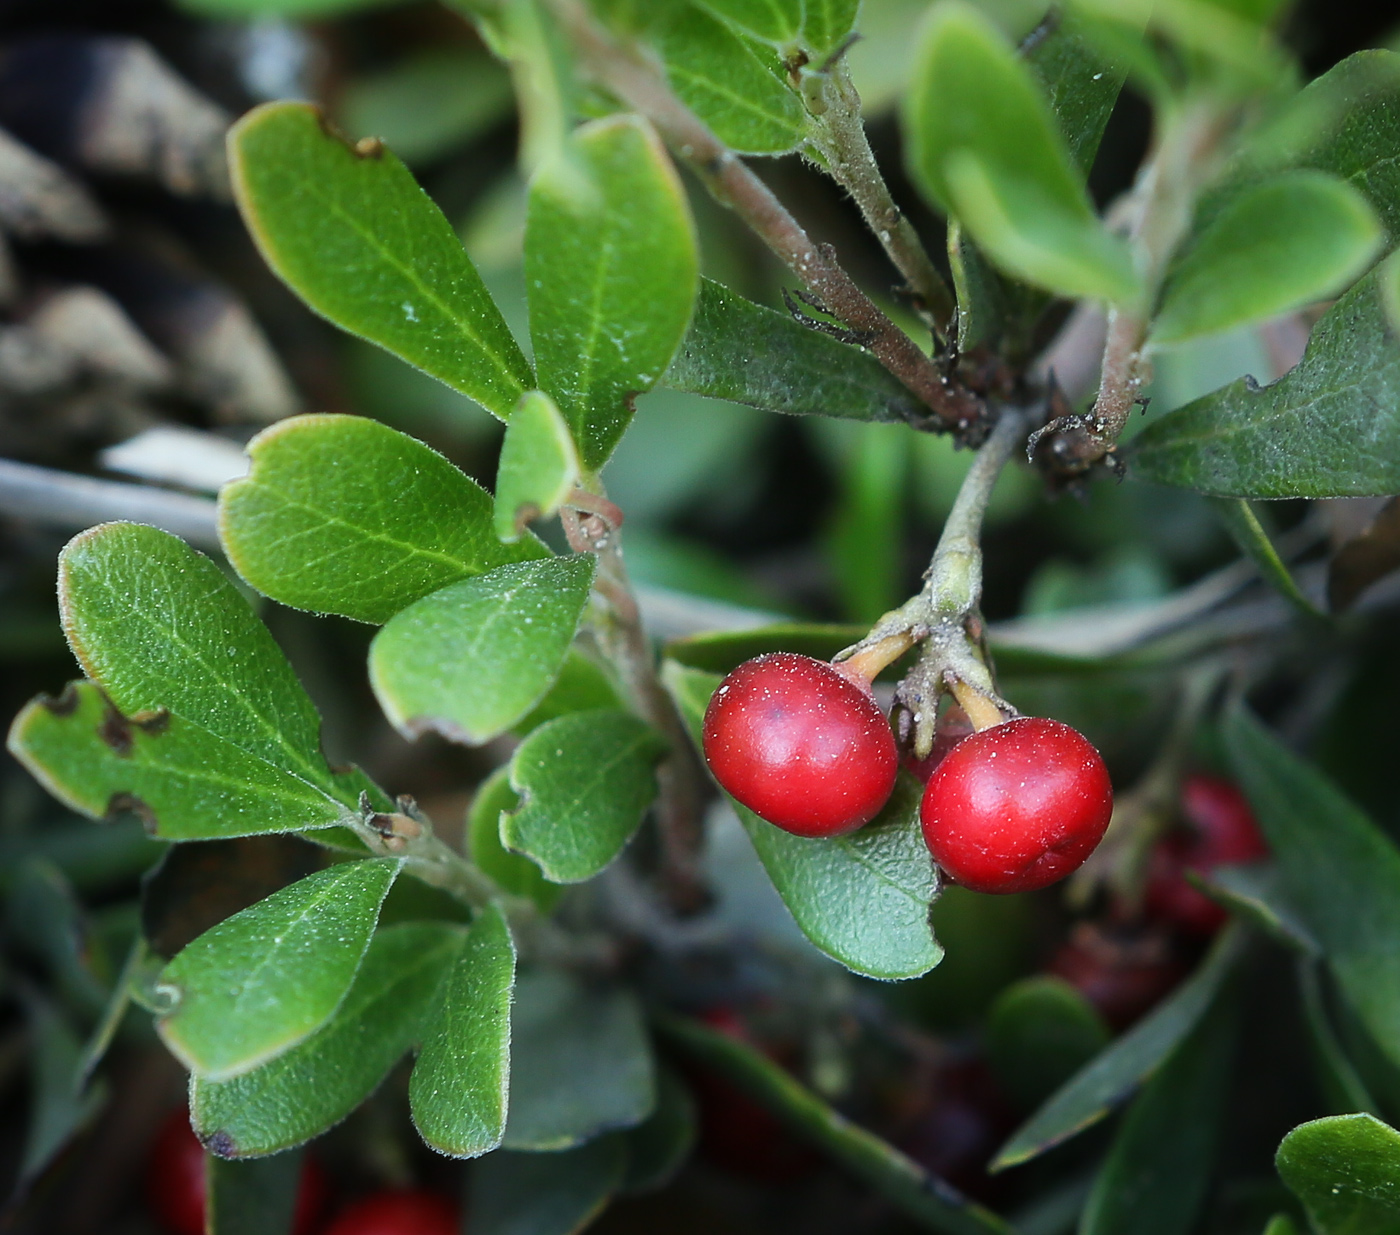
[56,523,381,813]
[7,682,348,841]
[1079,998,1239,1235]
[369,555,596,746]
[1153,172,1382,344]
[1276,1113,1400,1235]
[1131,264,1400,497]
[1225,706,1400,1073]
[503,969,655,1150]
[192,922,462,1157]
[993,925,1242,1171]
[229,102,531,419]
[157,859,401,1081]
[204,1150,307,1235]
[467,766,562,912]
[663,662,942,980]
[526,114,698,470]
[220,414,547,625]
[494,391,581,543]
[502,709,667,884]
[1207,498,1323,618]
[410,904,516,1158]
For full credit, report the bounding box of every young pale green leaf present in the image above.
[1206,499,1323,618]
[943,150,1140,304]
[471,1136,628,1235]
[409,904,516,1158]
[986,977,1110,1112]
[1079,999,1238,1235]
[503,969,655,1151]
[192,922,462,1157]
[664,662,941,980]
[903,4,1137,304]
[993,925,1242,1171]
[663,279,926,425]
[1225,706,1400,1073]
[369,556,596,746]
[502,709,667,884]
[1276,1113,1400,1235]
[1153,172,1382,344]
[229,102,531,419]
[204,1150,308,1235]
[157,859,401,1081]
[526,114,698,471]
[1131,265,1400,497]
[494,391,581,542]
[654,4,807,155]
[694,0,800,44]
[800,0,859,54]
[220,414,547,625]
[8,682,348,842]
[467,766,562,912]
[57,523,378,812]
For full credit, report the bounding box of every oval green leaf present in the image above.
[221,414,547,625]
[369,555,596,746]
[526,113,699,471]
[1153,172,1382,344]
[493,391,581,542]
[409,904,516,1158]
[1276,1113,1400,1235]
[157,858,401,1081]
[467,766,562,912]
[229,102,531,419]
[502,709,667,884]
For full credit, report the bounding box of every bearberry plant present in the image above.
[9,0,1400,1231]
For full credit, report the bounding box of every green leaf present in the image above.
[229,102,531,419]
[1276,1113,1400,1235]
[1263,1217,1302,1235]
[800,0,859,54]
[410,904,516,1157]
[221,414,547,625]
[993,925,1242,1171]
[205,1149,307,1235]
[904,2,1138,303]
[695,0,800,44]
[1079,998,1238,1235]
[513,648,624,734]
[472,1136,628,1235]
[664,662,941,980]
[18,990,104,1183]
[157,859,401,1081]
[1153,172,1382,344]
[192,922,462,1157]
[494,392,581,542]
[1207,498,1323,618]
[369,556,596,745]
[620,1068,697,1194]
[526,114,698,470]
[468,767,562,912]
[654,4,807,155]
[663,621,866,674]
[503,969,655,1150]
[8,682,349,842]
[1028,9,1130,176]
[1131,264,1400,497]
[1225,706,1400,1073]
[56,523,377,812]
[662,279,926,425]
[502,709,667,884]
[986,977,1110,1112]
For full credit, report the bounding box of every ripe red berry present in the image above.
[324,1190,459,1235]
[703,652,898,837]
[1145,774,1268,934]
[920,717,1113,894]
[146,1108,326,1235]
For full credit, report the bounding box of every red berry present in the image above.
[703,652,898,837]
[920,718,1113,894]
[1145,774,1268,934]
[324,1190,459,1235]
[1048,921,1186,1030]
[146,1109,326,1235]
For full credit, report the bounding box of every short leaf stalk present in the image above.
[837,409,1028,757]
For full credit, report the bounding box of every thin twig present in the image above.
[545,0,985,436]
[805,61,956,338]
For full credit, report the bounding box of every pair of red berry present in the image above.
[147,1110,458,1235]
[702,653,1113,894]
